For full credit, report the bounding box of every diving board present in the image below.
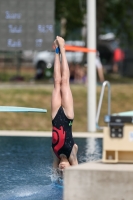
[113,111,133,116]
[0,106,47,113]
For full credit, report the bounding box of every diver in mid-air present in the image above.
[51,36,78,173]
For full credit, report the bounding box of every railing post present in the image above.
[96,81,111,130]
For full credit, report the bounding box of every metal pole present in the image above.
[87,0,96,132]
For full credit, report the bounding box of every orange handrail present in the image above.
[65,45,96,53]
[52,45,96,53]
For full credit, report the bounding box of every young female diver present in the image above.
[51,36,78,172]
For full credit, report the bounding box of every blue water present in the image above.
[0,136,102,200]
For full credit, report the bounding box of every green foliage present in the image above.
[55,0,84,39]
[97,0,133,47]
[55,0,133,47]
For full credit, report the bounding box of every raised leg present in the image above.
[57,36,74,119]
[51,40,62,119]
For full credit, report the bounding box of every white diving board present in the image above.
[113,111,133,116]
[0,106,47,113]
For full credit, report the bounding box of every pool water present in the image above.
[0,136,102,200]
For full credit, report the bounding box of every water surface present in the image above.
[0,136,102,200]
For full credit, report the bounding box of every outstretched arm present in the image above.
[69,144,78,166]
[51,148,60,169]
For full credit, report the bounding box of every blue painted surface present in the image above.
[0,136,102,200]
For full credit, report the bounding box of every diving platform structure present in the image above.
[96,81,133,163]
[64,81,133,200]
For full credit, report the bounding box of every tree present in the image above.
[98,0,133,48]
[55,0,133,47]
[55,0,84,40]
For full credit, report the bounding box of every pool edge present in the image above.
[0,130,103,138]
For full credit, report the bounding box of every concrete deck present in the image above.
[64,161,133,200]
[0,130,103,138]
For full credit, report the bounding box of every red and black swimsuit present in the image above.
[52,106,74,159]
